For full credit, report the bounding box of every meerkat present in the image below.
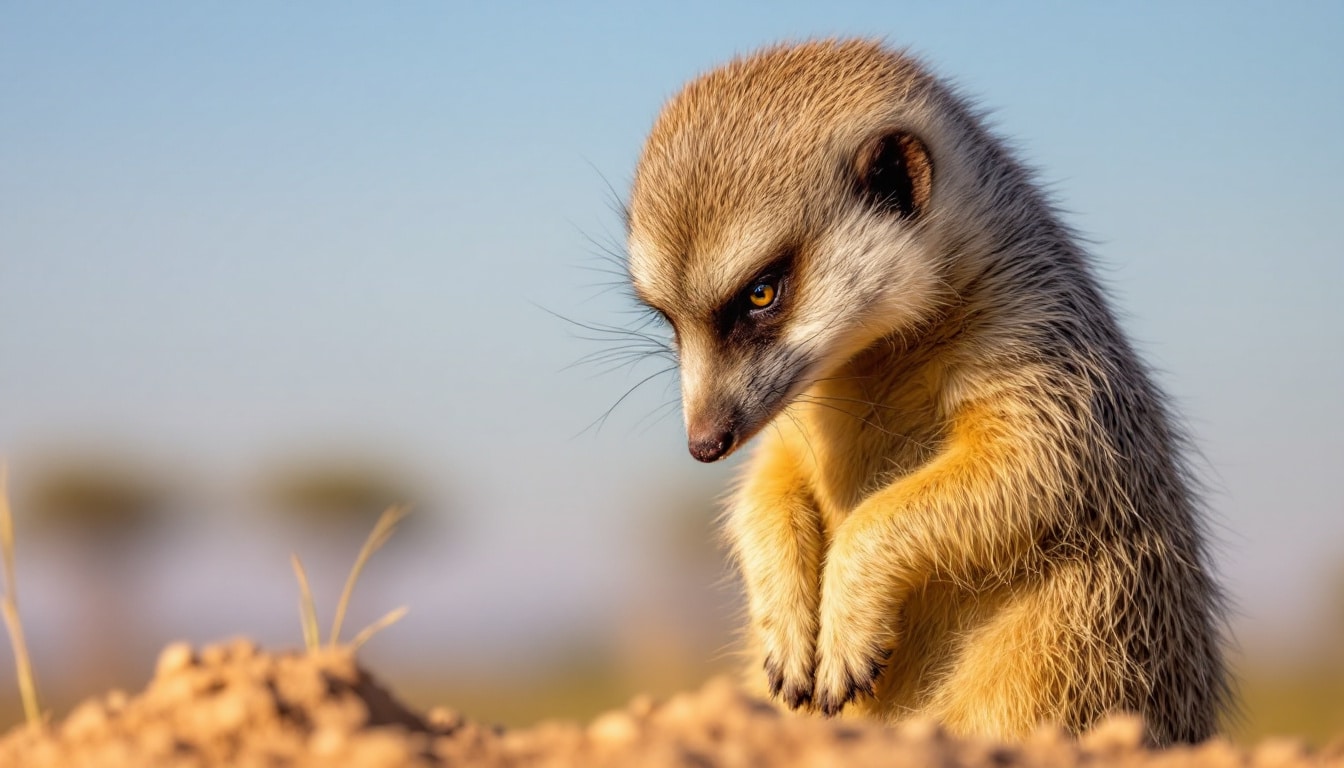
[622,39,1230,744]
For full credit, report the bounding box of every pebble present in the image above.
[425,706,466,732]
[627,694,656,719]
[895,716,943,743]
[1080,714,1147,752]
[61,701,107,741]
[2,640,1335,768]
[135,722,177,758]
[654,692,701,729]
[346,730,414,768]
[200,691,249,733]
[588,711,640,747]
[155,642,197,678]
[309,726,347,756]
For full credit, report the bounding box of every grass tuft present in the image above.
[289,553,321,652]
[329,505,406,647]
[349,605,409,651]
[0,463,42,727]
[289,505,408,652]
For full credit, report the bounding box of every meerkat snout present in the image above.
[688,427,735,463]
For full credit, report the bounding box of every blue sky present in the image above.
[1,2,1342,672]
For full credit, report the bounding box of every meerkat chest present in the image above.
[796,374,946,529]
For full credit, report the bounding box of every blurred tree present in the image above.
[257,453,433,634]
[260,457,418,532]
[20,455,174,693]
[25,461,168,538]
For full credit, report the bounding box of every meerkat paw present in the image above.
[813,630,890,717]
[757,613,817,710]
[763,643,815,710]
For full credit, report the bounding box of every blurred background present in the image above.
[2,1,1341,744]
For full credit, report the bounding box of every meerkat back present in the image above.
[624,39,1230,744]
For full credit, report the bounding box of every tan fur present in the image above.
[625,39,1230,744]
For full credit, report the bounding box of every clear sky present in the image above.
[1,2,1342,672]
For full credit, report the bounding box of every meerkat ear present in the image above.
[853,130,933,219]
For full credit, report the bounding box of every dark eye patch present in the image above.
[712,248,797,344]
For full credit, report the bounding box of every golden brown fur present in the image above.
[624,39,1230,744]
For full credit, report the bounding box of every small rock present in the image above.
[588,710,640,747]
[1192,736,1242,768]
[1080,713,1146,752]
[346,730,413,768]
[310,696,371,732]
[198,691,249,734]
[311,646,360,679]
[1025,723,1079,764]
[655,692,700,728]
[227,637,260,660]
[134,722,177,758]
[150,672,196,705]
[61,701,106,741]
[895,716,943,743]
[200,643,230,667]
[310,726,347,756]
[425,706,465,732]
[1027,722,1066,745]
[155,641,196,678]
[627,693,656,719]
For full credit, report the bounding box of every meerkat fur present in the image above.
[624,39,1230,744]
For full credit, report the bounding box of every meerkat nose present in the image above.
[688,429,736,463]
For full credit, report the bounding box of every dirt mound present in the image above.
[0,640,1333,767]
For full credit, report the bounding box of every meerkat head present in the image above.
[627,40,983,462]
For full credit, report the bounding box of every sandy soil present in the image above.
[0,639,1336,767]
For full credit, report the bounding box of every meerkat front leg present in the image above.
[725,428,824,710]
[812,398,1069,716]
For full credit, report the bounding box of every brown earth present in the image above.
[0,639,1336,767]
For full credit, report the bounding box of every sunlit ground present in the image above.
[408,664,1344,747]
[4,652,1342,747]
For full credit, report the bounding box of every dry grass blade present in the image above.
[329,505,406,647]
[0,463,42,726]
[289,553,321,652]
[0,470,13,604]
[349,605,409,651]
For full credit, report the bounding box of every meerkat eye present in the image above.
[715,264,790,334]
[747,281,777,309]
